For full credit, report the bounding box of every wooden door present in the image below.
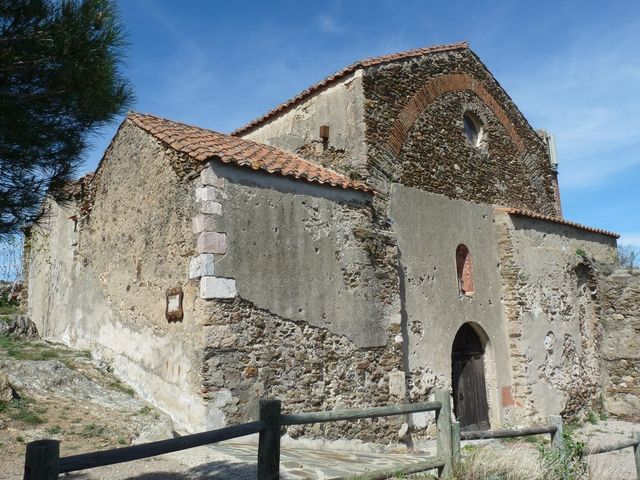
[452,324,490,431]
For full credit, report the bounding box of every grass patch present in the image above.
[138,405,152,415]
[0,397,46,425]
[81,423,106,437]
[46,425,62,435]
[0,335,61,361]
[0,304,19,315]
[0,335,91,367]
[587,411,599,425]
[109,379,135,397]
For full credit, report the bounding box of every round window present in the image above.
[463,113,483,147]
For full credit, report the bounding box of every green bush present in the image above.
[538,431,587,480]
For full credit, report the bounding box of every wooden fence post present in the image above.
[451,421,461,466]
[633,432,640,480]
[435,389,452,478]
[549,415,564,452]
[24,440,59,480]
[258,399,281,480]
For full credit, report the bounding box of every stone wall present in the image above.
[192,162,414,441]
[362,49,559,215]
[240,71,368,181]
[496,212,617,422]
[389,186,512,429]
[206,162,396,346]
[199,297,407,442]
[26,123,215,431]
[599,272,640,417]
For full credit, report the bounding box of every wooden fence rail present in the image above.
[457,417,640,479]
[60,421,265,473]
[585,431,640,479]
[24,392,640,480]
[23,389,451,480]
[455,415,564,454]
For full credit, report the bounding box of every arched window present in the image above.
[463,112,483,147]
[456,244,474,296]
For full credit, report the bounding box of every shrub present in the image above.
[451,433,591,480]
[618,244,639,272]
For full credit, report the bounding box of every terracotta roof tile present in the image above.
[128,112,373,193]
[496,207,619,238]
[232,42,469,136]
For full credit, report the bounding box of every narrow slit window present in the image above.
[456,244,474,296]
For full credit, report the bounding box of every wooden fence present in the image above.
[22,391,640,480]
[585,431,640,478]
[458,417,640,479]
[23,389,451,480]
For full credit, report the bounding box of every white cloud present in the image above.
[316,14,344,34]
[506,20,640,189]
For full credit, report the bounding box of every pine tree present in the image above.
[0,0,134,236]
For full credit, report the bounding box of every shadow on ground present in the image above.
[64,460,257,480]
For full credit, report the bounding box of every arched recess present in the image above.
[456,244,474,296]
[451,323,491,431]
[385,73,526,156]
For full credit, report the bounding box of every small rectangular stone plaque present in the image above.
[165,287,184,322]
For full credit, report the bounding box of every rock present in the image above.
[0,359,141,410]
[132,412,175,445]
[397,422,409,439]
[0,372,17,402]
[0,314,39,339]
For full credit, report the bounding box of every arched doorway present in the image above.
[451,323,490,431]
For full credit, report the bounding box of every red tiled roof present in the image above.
[497,207,619,238]
[232,42,469,136]
[128,113,373,193]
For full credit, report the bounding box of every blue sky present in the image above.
[84,0,640,247]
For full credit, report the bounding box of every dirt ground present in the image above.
[0,334,184,480]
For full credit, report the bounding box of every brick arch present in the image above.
[386,73,526,156]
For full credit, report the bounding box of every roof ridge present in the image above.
[127,112,374,193]
[231,41,468,136]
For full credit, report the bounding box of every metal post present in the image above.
[257,400,281,480]
[435,389,452,478]
[451,421,461,466]
[24,440,59,480]
[633,432,640,480]
[549,415,564,452]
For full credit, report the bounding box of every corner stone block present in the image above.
[200,167,225,187]
[195,186,218,202]
[200,201,222,215]
[388,369,406,398]
[197,232,227,254]
[192,214,216,234]
[200,276,237,299]
[189,254,215,279]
